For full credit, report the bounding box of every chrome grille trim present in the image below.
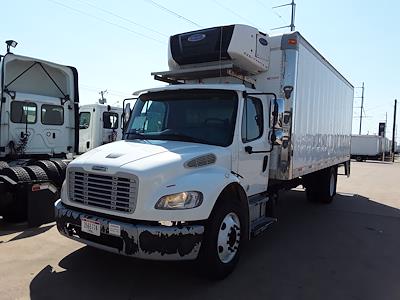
[68,168,138,213]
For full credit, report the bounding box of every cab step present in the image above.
[251,217,277,237]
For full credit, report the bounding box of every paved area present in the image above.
[1,161,399,300]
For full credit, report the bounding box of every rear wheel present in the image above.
[0,166,31,182]
[28,160,61,187]
[0,161,9,170]
[0,167,30,222]
[199,197,244,280]
[23,165,48,181]
[304,166,337,204]
[51,159,67,182]
[319,167,337,204]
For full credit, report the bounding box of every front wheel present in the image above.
[199,198,244,280]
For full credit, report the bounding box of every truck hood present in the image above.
[70,140,231,172]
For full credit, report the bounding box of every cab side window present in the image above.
[241,97,263,142]
[103,112,118,129]
[79,112,91,129]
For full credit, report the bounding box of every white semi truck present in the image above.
[55,25,353,278]
[79,103,123,153]
[350,134,390,161]
[0,46,79,223]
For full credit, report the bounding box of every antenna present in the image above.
[271,0,296,31]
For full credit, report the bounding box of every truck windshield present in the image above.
[125,89,238,147]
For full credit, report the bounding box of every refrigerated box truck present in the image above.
[351,134,387,161]
[55,24,354,278]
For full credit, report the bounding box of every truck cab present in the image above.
[0,53,79,158]
[79,103,123,153]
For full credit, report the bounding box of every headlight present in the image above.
[155,191,203,210]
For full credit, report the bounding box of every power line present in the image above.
[212,0,258,28]
[145,0,202,28]
[47,0,166,44]
[73,0,168,37]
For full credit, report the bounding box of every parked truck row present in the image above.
[54,24,354,278]
[351,134,392,161]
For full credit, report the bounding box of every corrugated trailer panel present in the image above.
[290,38,353,178]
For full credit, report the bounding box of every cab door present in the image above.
[237,96,270,196]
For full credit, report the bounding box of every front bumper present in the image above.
[55,200,204,260]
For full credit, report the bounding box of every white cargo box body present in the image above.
[351,135,381,156]
[260,32,354,180]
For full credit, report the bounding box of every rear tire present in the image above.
[304,166,337,204]
[0,166,31,182]
[51,159,67,183]
[22,165,48,181]
[0,161,9,170]
[199,197,244,280]
[0,167,30,222]
[28,160,61,187]
[319,167,337,204]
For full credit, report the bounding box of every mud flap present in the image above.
[27,182,60,227]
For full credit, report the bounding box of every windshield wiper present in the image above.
[125,130,146,140]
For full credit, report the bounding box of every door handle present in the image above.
[262,155,269,172]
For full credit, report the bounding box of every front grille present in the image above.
[68,169,138,213]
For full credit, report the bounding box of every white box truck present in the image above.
[55,25,353,278]
[351,134,385,161]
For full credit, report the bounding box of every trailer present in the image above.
[79,103,123,153]
[55,25,353,278]
[0,47,79,223]
[350,135,386,161]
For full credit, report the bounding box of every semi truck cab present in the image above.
[79,103,123,153]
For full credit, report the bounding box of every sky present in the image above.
[2,0,399,140]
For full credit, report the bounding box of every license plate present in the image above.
[81,218,101,236]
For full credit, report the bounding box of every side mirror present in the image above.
[270,98,285,128]
[270,129,284,145]
[122,103,131,133]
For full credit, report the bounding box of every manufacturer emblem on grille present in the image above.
[92,165,108,172]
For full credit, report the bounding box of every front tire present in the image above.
[199,197,244,280]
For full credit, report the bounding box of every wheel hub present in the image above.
[217,212,241,263]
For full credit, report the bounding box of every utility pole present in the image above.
[358,82,365,135]
[290,0,296,31]
[271,0,296,31]
[392,99,397,162]
[99,90,108,104]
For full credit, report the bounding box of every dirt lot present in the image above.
[1,161,399,300]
